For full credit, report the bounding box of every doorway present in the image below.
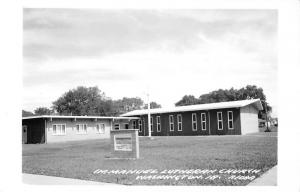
[22,125,27,144]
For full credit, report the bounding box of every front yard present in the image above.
[22,132,277,185]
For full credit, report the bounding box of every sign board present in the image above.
[110,129,139,159]
[114,134,132,151]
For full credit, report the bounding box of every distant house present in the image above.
[22,115,138,144]
[121,99,263,136]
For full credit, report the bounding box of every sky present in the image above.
[23,9,278,116]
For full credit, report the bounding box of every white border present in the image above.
[3,1,300,192]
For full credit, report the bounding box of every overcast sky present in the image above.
[23,9,277,115]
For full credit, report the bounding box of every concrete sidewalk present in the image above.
[23,173,118,185]
[248,166,277,186]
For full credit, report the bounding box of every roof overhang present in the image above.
[121,99,264,117]
[22,115,140,120]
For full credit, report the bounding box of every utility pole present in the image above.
[265,101,270,132]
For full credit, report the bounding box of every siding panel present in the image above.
[137,108,241,136]
[240,105,259,134]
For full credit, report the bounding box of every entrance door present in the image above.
[125,124,129,129]
[22,125,27,144]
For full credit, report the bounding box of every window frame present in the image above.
[133,120,137,130]
[192,113,197,131]
[124,123,129,129]
[52,124,66,136]
[227,111,234,129]
[169,115,174,131]
[96,123,105,134]
[114,123,120,130]
[177,114,182,131]
[138,119,142,132]
[217,112,223,130]
[156,116,161,132]
[76,124,87,134]
[201,113,207,131]
[150,116,153,132]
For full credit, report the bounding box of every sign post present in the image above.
[110,129,139,159]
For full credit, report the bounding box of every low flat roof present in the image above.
[22,115,140,120]
[121,99,263,116]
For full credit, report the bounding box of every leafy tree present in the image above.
[52,86,113,116]
[143,101,162,109]
[22,110,34,117]
[34,107,53,115]
[175,95,199,106]
[176,85,272,119]
[113,97,144,115]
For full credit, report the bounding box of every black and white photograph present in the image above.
[1,0,300,191]
[21,8,278,186]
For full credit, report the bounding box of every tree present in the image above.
[175,95,199,106]
[143,101,162,109]
[176,85,272,120]
[112,97,144,115]
[34,107,53,115]
[52,86,113,116]
[22,110,34,117]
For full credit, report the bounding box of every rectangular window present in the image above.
[76,124,87,134]
[156,116,161,132]
[114,124,120,130]
[133,121,137,129]
[96,124,105,134]
[150,116,153,132]
[125,123,129,129]
[53,124,66,135]
[228,111,234,129]
[177,114,182,131]
[169,115,174,131]
[192,113,197,131]
[217,112,223,130]
[138,120,142,132]
[201,113,206,130]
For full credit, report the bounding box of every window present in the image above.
[150,116,153,132]
[53,124,66,135]
[217,112,223,130]
[96,124,105,134]
[228,111,234,129]
[192,113,197,131]
[133,121,137,129]
[138,120,142,132]
[114,124,120,130]
[201,113,206,130]
[125,123,129,129]
[76,124,87,134]
[177,114,182,131]
[156,116,161,132]
[169,115,174,131]
[22,125,27,133]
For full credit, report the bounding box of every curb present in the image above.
[23,173,118,185]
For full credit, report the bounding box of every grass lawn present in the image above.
[22,132,277,185]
